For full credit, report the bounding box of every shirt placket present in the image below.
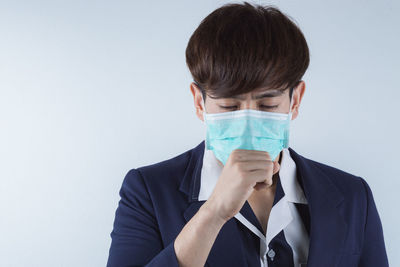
[234,195,293,267]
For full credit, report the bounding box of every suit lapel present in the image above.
[178,141,347,267]
[288,147,347,267]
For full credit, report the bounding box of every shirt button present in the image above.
[267,248,276,261]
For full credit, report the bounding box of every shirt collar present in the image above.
[198,148,308,204]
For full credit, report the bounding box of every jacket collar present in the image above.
[179,140,347,267]
[197,145,308,204]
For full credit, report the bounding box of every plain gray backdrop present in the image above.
[0,0,399,266]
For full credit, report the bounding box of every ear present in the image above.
[190,82,205,122]
[290,81,306,120]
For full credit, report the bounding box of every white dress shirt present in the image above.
[198,148,309,267]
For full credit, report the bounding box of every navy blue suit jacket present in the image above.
[107,140,389,267]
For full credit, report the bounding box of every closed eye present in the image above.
[219,105,278,110]
[260,104,278,109]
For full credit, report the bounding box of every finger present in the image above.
[253,182,268,191]
[233,150,272,161]
[273,161,280,174]
[247,169,273,185]
[238,160,274,171]
[234,149,271,154]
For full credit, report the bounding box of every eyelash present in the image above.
[220,105,278,110]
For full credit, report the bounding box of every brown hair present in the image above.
[185,1,309,103]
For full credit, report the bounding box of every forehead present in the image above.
[210,88,287,100]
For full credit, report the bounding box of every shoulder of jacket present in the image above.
[303,156,366,198]
[127,145,195,188]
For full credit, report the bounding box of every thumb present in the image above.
[273,160,280,174]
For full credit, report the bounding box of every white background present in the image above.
[0,0,399,266]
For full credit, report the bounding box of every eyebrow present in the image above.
[211,89,286,100]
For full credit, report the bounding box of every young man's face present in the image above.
[190,80,306,122]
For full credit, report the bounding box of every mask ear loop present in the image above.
[201,97,207,125]
[283,88,295,148]
[288,87,295,120]
[201,95,210,149]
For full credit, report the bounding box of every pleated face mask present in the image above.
[202,94,293,165]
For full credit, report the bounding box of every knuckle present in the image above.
[266,160,273,168]
[229,152,238,162]
[231,149,240,156]
[236,164,245,175]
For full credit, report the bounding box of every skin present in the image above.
[174,81,306,267]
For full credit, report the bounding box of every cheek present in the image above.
[274,102,291,113]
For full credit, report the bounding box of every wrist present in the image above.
[201,199,229,226]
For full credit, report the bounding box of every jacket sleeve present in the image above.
[358,177,389,267]
[107,168,180,267]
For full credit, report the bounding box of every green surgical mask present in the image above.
[202,96,293,165]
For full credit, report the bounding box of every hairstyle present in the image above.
[185,1,310,103]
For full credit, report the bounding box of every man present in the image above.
[107,2,388,266]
